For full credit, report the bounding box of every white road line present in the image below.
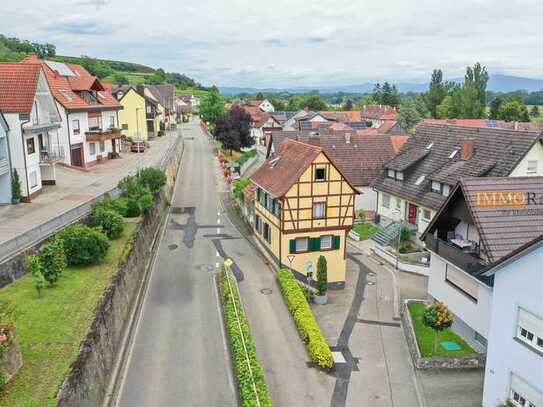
[216,251,220,257]
[217,227,221,234]
[217,218,221,224]
[216,262,220,268]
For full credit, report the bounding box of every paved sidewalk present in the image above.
[0,131,178,246]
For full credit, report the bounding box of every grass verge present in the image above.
[0,221,139,406]
[408,302,477,358]
[276,269,333,370]
[353,223,378,240]
[219,269,271,407]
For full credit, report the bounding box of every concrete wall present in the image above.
[427,252,493,352]
[56,137,183,406]
[482,245,543,407]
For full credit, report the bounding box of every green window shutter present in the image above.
[289,239,296,254]
[333,235,341,250]
[310,237,321,252]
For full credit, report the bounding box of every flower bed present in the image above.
[276,268,333,370]
[219,269,271,407]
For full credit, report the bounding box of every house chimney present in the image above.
[461,138,475,160]
[345,132,351,144]
[514,121,519,130]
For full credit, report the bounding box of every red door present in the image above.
[408,203,418,225]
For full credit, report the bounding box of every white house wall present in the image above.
[355,187,377,211]
[482,245,543,407]
[0,122,11,204]
[510,142,543,177]
[376,191,436,234]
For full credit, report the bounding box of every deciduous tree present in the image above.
[199,89,225,127]
[398,97,422,134]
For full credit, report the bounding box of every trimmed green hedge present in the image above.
[276,268,333,370]
[219,270,272,407]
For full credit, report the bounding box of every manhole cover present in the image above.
[168,244,178,251]
[260,288,273,295]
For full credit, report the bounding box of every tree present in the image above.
[39,238,67,286]
[355,95,379,110]
[303,93,328,110]
[343,98,354,110]
[255,92,264,100]
[215,106,253,152]
[11,169,21,201]
[425,69,447,118]
[398,97,422,134]
[27,255,45,297]
[199,89,225,127]
[413,94,430,119]
[316,256,328,296]
[489,96,503,120]
[422,301,453,353]
[497,97,530,122]
[465,62,489,110]
[112,73,129,85]
[373,82,400,107]
[530,105,540,118]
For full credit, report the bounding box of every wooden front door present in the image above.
[70,144,84,167]
[408,203,418,225]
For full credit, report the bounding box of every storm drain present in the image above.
[168,244,178,251]
[260,288,273,295]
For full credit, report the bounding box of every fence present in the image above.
[0,136,181,265]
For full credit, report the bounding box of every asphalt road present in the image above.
[116,120,237,407]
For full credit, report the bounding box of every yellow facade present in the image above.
[253,152,355,285]
[117,88,147,141]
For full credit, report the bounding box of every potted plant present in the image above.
[314,255,328,305]
[11,169,21,204]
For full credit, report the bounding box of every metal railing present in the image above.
[425,234,485,273]
[40,145,65,163]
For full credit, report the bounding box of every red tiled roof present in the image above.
[320,111,362,122]
[251,138,323,197]
[361,105,398,120]
[21,55,121,112]
[391,135,410,153]
[0,63,41,114]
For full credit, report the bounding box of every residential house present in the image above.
[238,103,282,146]
[174,96,192,120]
[250,138,356,286]
[267,130,408,213]
[178,94,199,109]
[135,85,161,138]
[0,63,62,201]
[148,84,175,127]
[0,112,11,204]
[111,86,148,141]
[421,177,543,407]
[360,105,398,128]
[281,110,313,131]
[22,55,123,169]
[245,99,275,113]
[372,124,543,235]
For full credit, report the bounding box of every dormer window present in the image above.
[315,167,326,181]
[449,149,459,159]
[431,181,451,196]
[426,142,434,150]
[431,181,441,193]
[396,171,404,181]
[443,184,450,197]
[387,169,403,181]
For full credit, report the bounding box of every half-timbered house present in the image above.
[250,138,356,287]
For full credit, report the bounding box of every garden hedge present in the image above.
[276,268,333,370]
[219,270,271,407]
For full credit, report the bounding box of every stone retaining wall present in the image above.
[55,139,184,406]
[401,299,486,370]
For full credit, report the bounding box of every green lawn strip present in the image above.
[353,223,378,240]
[219,270,271,407]
[276,269,333,370]
[0,221,139,407]
[408,303,478,358]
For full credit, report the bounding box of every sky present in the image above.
[3,0,543,88]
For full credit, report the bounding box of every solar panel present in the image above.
[45,60,75,77]
[300,122,313,130]
[486,120,499,128]
[346,122,366,130]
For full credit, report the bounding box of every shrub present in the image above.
[137,167,166,194]
[27,255,45,297]
[423,301,454,352]
[118,175,146,198]
[57,225,110,266]
[93,196,128,217]
[90,208,124,239]
[138,189,153,214]
[126,198,141,217]
[0,371,5,394]
[316,256,328,296]
[220,270,271,407]
[232,178,249,200]
[11,169,21,201]
[276,268,333,369]
[39,238,67,286]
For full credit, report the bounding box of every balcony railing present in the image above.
[39,145,65,164]
[425,234,486,274]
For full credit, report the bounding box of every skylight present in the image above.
[449,149,459,159]
[426,142,434,150]
[59,90,73,102]
[415,174,426,185]
[269,156,281,168]
[97,92,106,100]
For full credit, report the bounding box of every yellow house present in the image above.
[113,86,148,141]
[250,138,356,287]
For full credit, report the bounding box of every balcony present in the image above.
[425,234,486,274]
[85,128,122,142]
[39,145,65,164]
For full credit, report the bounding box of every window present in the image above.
[315,167,326,181]
[395,198,401,210]
[443,184,451,197]
[516,308,543,353]
[110,116,116,128]
[29,171,38,188]
[263,223,271,243]
[26,137,36,155]
[396,171,404,181]
[88,115,102,131]
[474,332,487,347]
[320,235,333,250]
[73,120,80,135]
[387,169,395,178]
[415,175,426,185]
[431,180,441,193]
[527,160,538,175]
[422,209,432,221]
[99,141,105,153]
[510,374,542,407]
[382,194,390,209]
[255,215,261,233]
[449,149,459,159]
[89,142,96,155]
[147,105,152,114]
[295,237,309,252]
[274,201,282,218]
[445,263,479,302]
[313,202,326,219]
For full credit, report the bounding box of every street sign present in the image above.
[287,255,295,264]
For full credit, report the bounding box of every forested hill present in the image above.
[0,34,206,90]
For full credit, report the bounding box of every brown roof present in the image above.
[391,135,410,153]
[251,138,323,197]
[21,54,121,112]
[0,63,41,113]
[361,105,398,121]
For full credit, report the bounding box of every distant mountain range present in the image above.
[220,74,543,95]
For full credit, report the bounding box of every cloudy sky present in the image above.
[3,0,543,87]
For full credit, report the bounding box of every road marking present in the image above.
[217,227,221,234]
[216,251,220,257]
[217,218,221,224]
[216,262,220,268]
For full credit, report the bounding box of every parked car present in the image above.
[131,141,145,153]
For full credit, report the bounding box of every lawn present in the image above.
[353,223,378,240]
[408,302,477,358]
[0,221,138,406]
[102,71,153,85]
